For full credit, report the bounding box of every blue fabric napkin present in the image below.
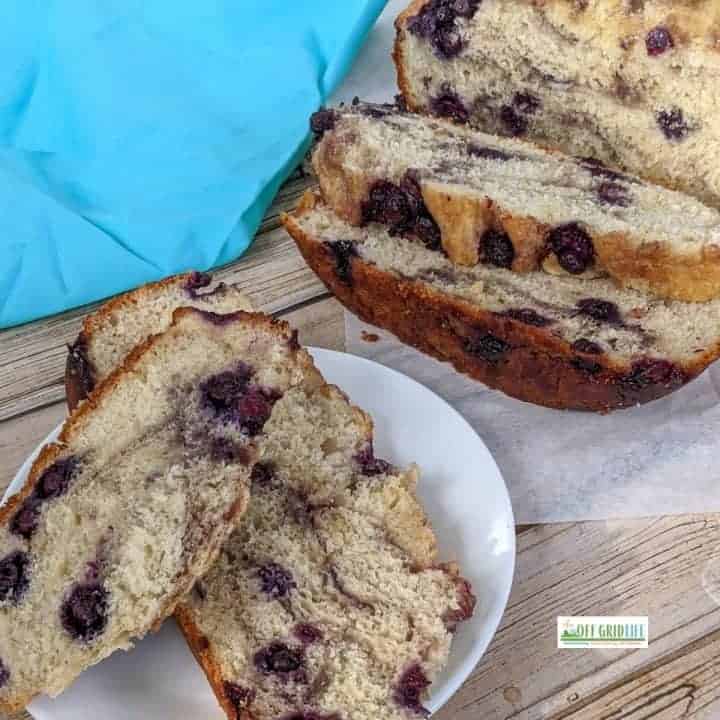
[0,0,387,328]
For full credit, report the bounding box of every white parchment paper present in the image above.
[332,2,720,524]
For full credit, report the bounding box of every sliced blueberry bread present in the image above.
[176,380,474,720]
[66,271,252,409]
[284,191,720,412]
[310,102,720,302]
[65,275,474,719]
[394,0,720,208]
[0,308,319,712]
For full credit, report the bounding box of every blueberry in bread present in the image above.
[310,101,720,302]
[66,271,252,409]
[283,191,720,412]
[0,307,319,712]
[394,0,720,208]
[176,381,474,720]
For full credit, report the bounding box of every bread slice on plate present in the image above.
[394,0,720,209]
[310,101,720,302]
[66,271,252,409]
[0,307,318,712]
[283,191,720,413]
[176,380,474,720]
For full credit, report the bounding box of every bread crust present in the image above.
[2,307,304,713]
[174,606,253,720]
[174,378,474,720]
[65,271,199,410]
[312,110,720,302]
[282,192,717,413]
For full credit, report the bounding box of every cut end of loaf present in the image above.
[394,0,720,208]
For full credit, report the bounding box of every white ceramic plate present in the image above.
[3,348,515,719]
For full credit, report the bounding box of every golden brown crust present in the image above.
[0,692,28,714]
[81,272,197,338]
[312,131,368,226]
[282,193,719,413]
[596,234,720,302]
[312,113,720,302]
[421,182,492,266]
[0,437,66,533]
[61,290,325,718]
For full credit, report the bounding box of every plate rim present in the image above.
[3,347,516,717]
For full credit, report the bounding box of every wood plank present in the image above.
[548,629,720,719]
[280,295,345,353]
[0,184,325,424]
[434,516,720,720]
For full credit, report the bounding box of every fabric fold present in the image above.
[0,0,387,328]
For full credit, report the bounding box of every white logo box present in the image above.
[558,616,649,649]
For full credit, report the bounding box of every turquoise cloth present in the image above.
[0,1,386,328]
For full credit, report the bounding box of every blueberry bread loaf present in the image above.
[176,380,474,720]
[284,191,720,412]
[310,102,720,302]
[66,271,251,409]
[0,308,319,711]
[394,0,720,207]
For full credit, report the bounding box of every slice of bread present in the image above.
[283,191,720,412]
[176,380,474,720]
[66,271,252,409]
[0,308,319,712]
[310,102,720,302]
[394,0,720,208]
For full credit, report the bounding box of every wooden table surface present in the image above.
[2,173,720,720]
